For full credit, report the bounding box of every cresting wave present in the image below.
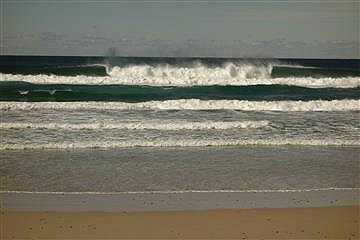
[1,139,359,150]
[107,62,272,81]
[0,120,270,131]
[1,74,359,88]
[1,99,359,111]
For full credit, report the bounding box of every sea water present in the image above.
[0,56,359,192]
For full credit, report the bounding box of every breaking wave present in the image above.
[107,62,272,81]
[1,99,358,111]
[1,71,359,89]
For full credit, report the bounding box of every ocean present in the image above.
[0,56,359,192]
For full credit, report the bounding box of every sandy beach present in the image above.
[2,207,359,239]
[1,189,359,239]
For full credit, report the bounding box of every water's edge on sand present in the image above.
[1,188,358,212]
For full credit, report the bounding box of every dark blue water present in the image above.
[0,56,359,77]
[0,56,359,102]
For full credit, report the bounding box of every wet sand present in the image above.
[2,207,359,239]
[1,190,359,239]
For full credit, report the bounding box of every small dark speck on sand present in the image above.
[69,226,73,229]
[275,230,279,234]
[28,227,32,230]
[266,218,271,221]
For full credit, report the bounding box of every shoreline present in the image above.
[2,146,359,193]
[1,188,358,212]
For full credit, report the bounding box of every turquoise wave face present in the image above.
[0,65,108,76]
[0,82,359,102]
[0,56,359,78]
[271,66,360,78]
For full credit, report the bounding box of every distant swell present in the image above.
[1,139,358,150]
[1,99,358,111]
[0,120,270,130]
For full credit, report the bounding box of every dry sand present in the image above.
[2,206,359,239]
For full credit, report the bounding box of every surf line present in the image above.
[1,188,359,195]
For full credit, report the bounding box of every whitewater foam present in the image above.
[1,139,358,150]
[1,99,358,111]
[0,120,270,131]
[108,62,272,80]
[1,68,359,88]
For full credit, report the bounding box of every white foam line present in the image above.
[1,99,359,111]
[0,120,270,131]
[1,139,359,150]
[1,73,359,88]
[1,188,358,195]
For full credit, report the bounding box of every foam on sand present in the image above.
[1,99,359,111]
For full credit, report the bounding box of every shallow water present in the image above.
[1,146,359,192]
[1,108,359,149]
[1,57,359,194]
